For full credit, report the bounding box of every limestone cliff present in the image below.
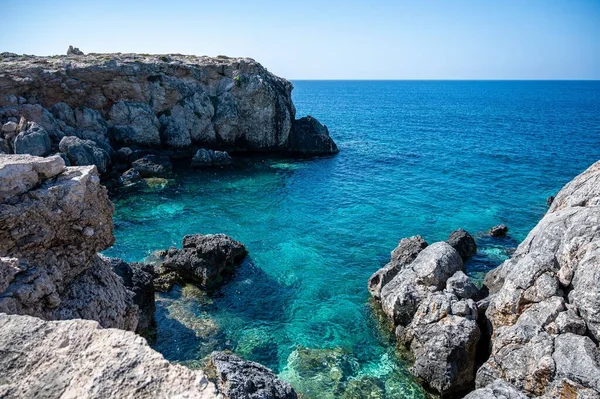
[0,52,338,167]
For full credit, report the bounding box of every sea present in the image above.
[105,80,600,398]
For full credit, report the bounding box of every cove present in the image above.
[105,80,600,398]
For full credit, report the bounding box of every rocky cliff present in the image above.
[0,51,338,174]
[369,161,600,398]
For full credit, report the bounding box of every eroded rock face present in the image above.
[478,160,600,397]
[210,351,297,399]
[0,313,220,399]
[158,233,248,290]
[0,53,337,157]
[0,154,137,330]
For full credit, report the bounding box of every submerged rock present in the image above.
[159,234,248,290]
[0,313,219,398]
[191,148,233,168]
[488,224,508,237]
[210,351,297,399]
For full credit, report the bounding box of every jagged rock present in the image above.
[0,53,337,157]
[191,148,233,168]
[0,313,219,398]
[446,271,479,299]
[478,160,600,397]
[160,234,248,289]
[66,45,84,56]
[58,135,111,173]
[13,122,51,156]
[287,116,338,155]
[0,155,137,330]
[131,154,172,178]
[489,224,508,237]
[210,351,297,399]
[464,380,527,399]
[368,235,428,299]
[106,256,156,335]
[380,242,463,325]
[0,154,65,201]
[2,121,17,133]
[447,228,477,261]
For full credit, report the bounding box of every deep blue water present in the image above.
[105,81,600,398]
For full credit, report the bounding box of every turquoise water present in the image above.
[105,81,600,398]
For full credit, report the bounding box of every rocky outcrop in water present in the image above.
[371,237,482,396]
[210,352,298,399]
[0,154,138,330]
[0,52,338,176]
[192,148,233,167]
[155,233,248,291]
[476,160,600,398]
[0,313,220,398]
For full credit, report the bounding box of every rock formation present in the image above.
[476,160,600,397]
[0,52,338,176]
[209,352,298,399]
[154,233,248,291]
[192,148,233,167]
[371,236,482,396]
[0,313,220,398]
[0,154,138,331]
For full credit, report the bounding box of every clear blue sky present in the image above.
[1,0,599,79]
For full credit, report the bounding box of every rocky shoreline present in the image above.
[369,160,600,398]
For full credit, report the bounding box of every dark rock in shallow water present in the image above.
[447,228,477,261]
[106,256,156,335]
[59,135,111,173]
[287,116,339,155]
[368,235,428,300]
[191,148,233,168]
[131,154,172,178]
[210,351,297,399]
[160,234,248,290]
[489,224,508,237]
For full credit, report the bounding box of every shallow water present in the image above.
[105,81,600,398]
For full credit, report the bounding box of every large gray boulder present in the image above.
[287,116,338,155]
[368,235,428,299]
[13,122,51,156]
[210,351,297,399]
[478,160,600,397]
[0,313,219,399]
[58,135,111,173]
[159,234,248,290]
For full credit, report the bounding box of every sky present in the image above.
[1,0,599,80]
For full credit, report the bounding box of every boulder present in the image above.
[160,234,248,289]
[0,154,65,202]
[446,271,479,299]
[446,228,477,261]
[66,45,84,55]
[59,135,111,173]
[489,224,508,237]
[368,235,428,299]
[131,154,172,178]
[210,351,297,399]
[287,116,338,155]
[13,122,51,157]
[191,148,233,168]
[0,313,219,398]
